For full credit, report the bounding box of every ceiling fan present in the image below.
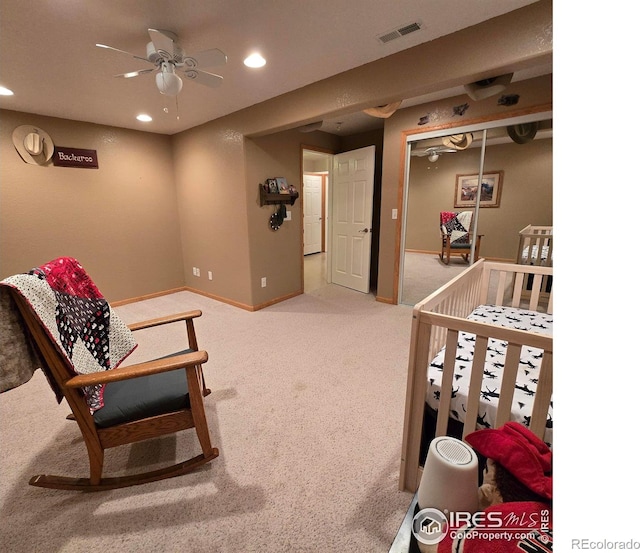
[97,29,227,97]
[411,145,458,161]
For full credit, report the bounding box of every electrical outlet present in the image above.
[391,208,398,220]
[208,271,213,280]
[261,277,267,288]
[285,210,291,221]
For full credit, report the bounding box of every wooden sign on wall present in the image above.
[52,147,99,169]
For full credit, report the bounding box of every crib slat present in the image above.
[528,350,553,439]
[495,342,522,427]
[512,273,524,307]
[462,335,489,439]
[528,273,542,311]
[546,238,553,267]
[435,329,459,438]
[495,271,507,305]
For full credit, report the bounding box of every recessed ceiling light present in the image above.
[136,114,152,122]
[244,53,266,68]
[0,86,14,96]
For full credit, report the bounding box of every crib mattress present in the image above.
[426,304,553,444]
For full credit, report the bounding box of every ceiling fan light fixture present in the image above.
[427,153,439,162]
[155,64,183,96]
[244,53,266,68]
[98,29,227,99]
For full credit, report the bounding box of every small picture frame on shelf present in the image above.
[267,178,278,194]
[276,177,289,194]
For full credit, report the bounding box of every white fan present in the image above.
[411,144,458,161]
[97,29,227,96]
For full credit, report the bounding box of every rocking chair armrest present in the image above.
[128,310,202,332]
[64,350,208,388]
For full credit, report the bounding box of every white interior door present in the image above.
[303,174,323,255]
[331,145,375,293]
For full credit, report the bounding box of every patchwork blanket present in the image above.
[0,257,137,412]
[441,211,472,244]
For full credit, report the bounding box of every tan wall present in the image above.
[0,110,184,301]
[170,121,253,308]
[246,130,340,307]
[405,137,552,260]
[171,117,340,309]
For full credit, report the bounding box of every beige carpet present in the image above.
[0,284,416,552]
[400,251,469,306]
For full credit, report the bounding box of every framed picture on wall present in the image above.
[454,171,503,208]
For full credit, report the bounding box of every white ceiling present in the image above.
[0,0,544,136]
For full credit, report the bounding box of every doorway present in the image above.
[303,173,326,255]
[302,145,377,295]
[302,148,331,293]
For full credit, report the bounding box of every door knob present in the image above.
[358,228,370,233]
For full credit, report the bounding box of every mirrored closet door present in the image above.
[399,115,552,306]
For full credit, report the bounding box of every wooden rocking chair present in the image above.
[1,262,218,492]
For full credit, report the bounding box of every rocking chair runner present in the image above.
[439,211,482,265]
[0,258,218,491]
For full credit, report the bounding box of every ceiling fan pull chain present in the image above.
[175,96,180,120]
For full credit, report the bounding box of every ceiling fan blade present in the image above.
[183,48,227,69]
[411,145,458,157]
[148,28,177,60]
[181,68,223,88]
[114,68,155,79]
[96,43,150,63]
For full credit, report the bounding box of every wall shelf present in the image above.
[259,186,299,206]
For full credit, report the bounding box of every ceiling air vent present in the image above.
[377,21,423,44]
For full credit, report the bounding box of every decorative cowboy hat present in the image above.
[507,122,539,144]
[442,132,473,150]
[464,73,513,101]
[363,101,402,119]
[12,125,55,165]
[466,422,552,500]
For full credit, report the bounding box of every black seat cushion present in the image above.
[449,242,471,249]
[93,349,193,428]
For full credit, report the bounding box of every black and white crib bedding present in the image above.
[426,305,553,445]
[521,244,551,263]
